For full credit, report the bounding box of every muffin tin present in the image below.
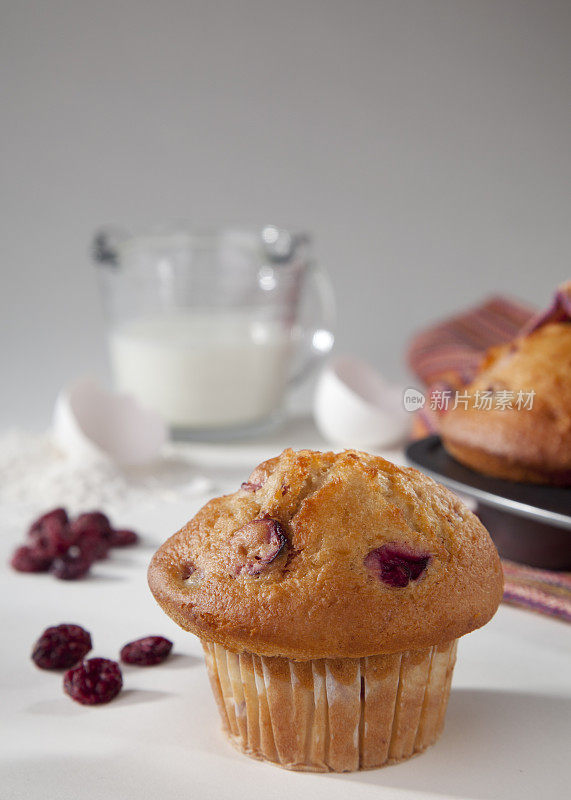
[406,435,571,570]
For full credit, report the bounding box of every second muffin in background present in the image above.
[440,282,571,485]
[149,448,503,771]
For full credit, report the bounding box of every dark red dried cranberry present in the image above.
[29,517,74,560]
[74,528,109,561]
[365,543,430,588]
[27,507,72,561]
[50,550,93,580]
[229,516,287,576]
[70,513,113,560]
[32,624,92,670]
[63,658,123,705]
[109,529,139,547]
[71,512,112,539]
[29,507,69,535]
[120,636,173,666]
[10,545,52,573]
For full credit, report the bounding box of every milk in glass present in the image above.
[110,310,292,429]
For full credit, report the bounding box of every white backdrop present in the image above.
[1,0,570,427]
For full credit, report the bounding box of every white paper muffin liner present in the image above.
[201,639,457,772]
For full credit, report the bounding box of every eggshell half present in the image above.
[313,356,410,448]
[53,377,167,466]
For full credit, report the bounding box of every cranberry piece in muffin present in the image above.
[64,658,123,705]
[181,563,203,587]
[229,516,287,576]
[365,543,430,588]
[32,624,92,670]
[181,562,196,580]
[241,481,261,492]
[240,457,279,492]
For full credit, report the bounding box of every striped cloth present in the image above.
[406,289,571,623]
[502,561,571,623]
[408,295,534,387]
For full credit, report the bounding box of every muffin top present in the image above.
[440,322,571,483]
[148,449,503,659]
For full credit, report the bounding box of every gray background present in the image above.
[1,0,570,428]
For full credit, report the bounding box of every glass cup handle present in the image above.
[91,226,130,268]
[288,261,336,388]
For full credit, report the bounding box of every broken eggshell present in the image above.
[313,356,410,449]
[53,377,167,466]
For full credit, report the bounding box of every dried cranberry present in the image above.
[32,624,92,670]
[26,507,72,561]
[29,507,69,535]
[29,517,74,560]
[50,550,93,580]
[70,513,113,560]
[71,512,112,539]
[109,529,139,547]
[74,528,109,561]
[120,636,173,666]
[10,545,52,573]
[63,658,123,705]
[365,544,430,588]
[229,516,287,576]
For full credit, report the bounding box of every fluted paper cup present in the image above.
[201,639,457,772]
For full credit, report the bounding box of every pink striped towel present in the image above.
[502,561,571,623]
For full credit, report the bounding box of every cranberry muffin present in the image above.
[148,449,503,771]
[440,320,571,485]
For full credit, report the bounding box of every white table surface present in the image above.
[2,418,570,800]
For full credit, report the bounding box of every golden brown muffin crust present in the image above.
[149,449,503,659]
[441,323,571,484]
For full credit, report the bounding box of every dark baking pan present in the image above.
[405,435,571,570]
